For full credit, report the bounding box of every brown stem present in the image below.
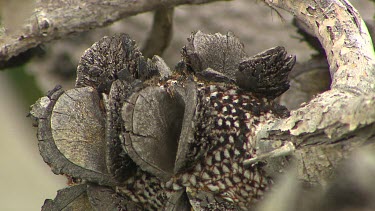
[142,7,174,58]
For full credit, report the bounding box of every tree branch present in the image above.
[0,0,225,66]
[258,0,375,187]
[264,0,375,92]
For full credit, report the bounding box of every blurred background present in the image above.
[0,0,374,210]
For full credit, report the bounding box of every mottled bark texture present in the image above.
[260,0,375,187]
[0,0,225,66]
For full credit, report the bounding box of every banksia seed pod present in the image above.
[30,32,295,210]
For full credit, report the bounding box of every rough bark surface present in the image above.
[260,0,375,187]
[264,0,375,92]
[0,0,225,63]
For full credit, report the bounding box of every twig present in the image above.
[142,7,174,58]
[244,142,295,166]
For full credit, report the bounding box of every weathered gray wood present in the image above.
[254,0,375,188]
[264,0,375,92]
[279,91,374,183]
[267,3,375,172]
[0,0,225,65]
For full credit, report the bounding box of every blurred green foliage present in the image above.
[5,66,43,108]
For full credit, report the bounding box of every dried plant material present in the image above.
[86,184,141,210]
[30,32,297,209]
[183,31,247,79]
[30,86,117,186]
[237,46,296,99]
[183,31,296,99]
[51,87,106,173]
[29,12,375,208]
[164,190,192,211]
[42,184,92,211]
[76,34,157,94]
[122,85,185,181]
[104,80,138,182]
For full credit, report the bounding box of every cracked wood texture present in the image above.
[0,0,225,64]
[259,0,375,187]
